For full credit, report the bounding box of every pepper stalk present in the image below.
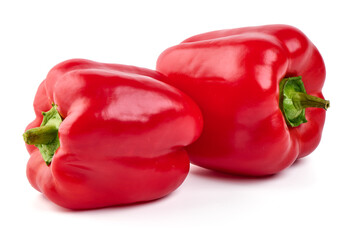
[279,76,330,127]
[23,104,62,165]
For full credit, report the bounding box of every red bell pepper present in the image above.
[23,59,203,209]
[156,25,329,176]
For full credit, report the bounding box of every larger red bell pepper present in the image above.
[156,25,329,176]
[23,59,203,209]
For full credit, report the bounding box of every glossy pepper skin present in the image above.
[156,25,328,176]
[24,59,203,209]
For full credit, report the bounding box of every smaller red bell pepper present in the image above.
[23,59,203,209]
[156,25,329,176]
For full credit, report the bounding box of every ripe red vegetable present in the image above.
[156,25,329,176]
[23,59,203,209]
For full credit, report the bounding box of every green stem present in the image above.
[279,76,330,127]
[291,92,330,110]
[23,105,62,165]
[23,125,58,145]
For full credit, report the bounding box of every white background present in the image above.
[0,0,359,239]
